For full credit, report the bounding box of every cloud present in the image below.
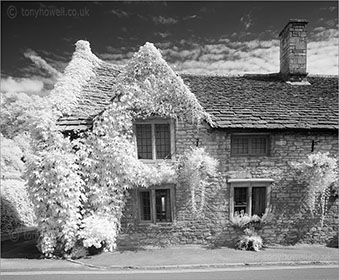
[154,23,337,76]
[109,9,129,18]
[98,51,134,65]
[1,77,44,93]
[24,49,62,79]
[240,12,253,30]
[159,39,280,75]
[97,24,337,76]
[183,15,198,20]
[310,28,338,41]
[307,27,338,75]
[320,6,337,12]
[155,42,172,49]
[152,16,178,25]
[154,32,172,39]
[308,41,338,75]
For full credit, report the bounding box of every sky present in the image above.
[1,1,338,96]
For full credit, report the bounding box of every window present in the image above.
[229,179,273,217]
[135,120,173,160]
[140,191,151,221]
[231,134,269,156]
[138,185,175,223]
[136,124,152,160]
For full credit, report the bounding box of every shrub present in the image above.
[1,180,36,230]
[1,135,36,232]
[78,214,119,252]
[69,242,89,259]
[231,209,273,251]
[1,197,24,234]
[237,229,263,251]
[237,229,263,252]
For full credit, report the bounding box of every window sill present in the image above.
[138,159,175,164]
[228,178,274,184]
[138,221,173,226]
[230,154,270,158]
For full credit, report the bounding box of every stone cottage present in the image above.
[57,19,338,248]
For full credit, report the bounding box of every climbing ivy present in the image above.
[291,152,338,226]
[177,147,218,216]
[26,41,214,257]
[25,105,84,257]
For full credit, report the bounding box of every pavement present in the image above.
[1,235,338,272]
[68,244,339,270]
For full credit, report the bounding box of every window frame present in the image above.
[134,119,175,161]
[137,184,175,224]
[230,133,270,157]
[228,178,273,217]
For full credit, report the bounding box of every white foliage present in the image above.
[78,214,119,251]
[1,179,36,227]
[50,40,100,115]
[26,41,212,256]
[178,147,218,215]
[291,152,338,225]
[114,42,213,124]
[0,135,24,177]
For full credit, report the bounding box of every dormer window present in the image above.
[135,120,174,160]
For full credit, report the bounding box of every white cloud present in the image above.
[307,27,338,75]
[1,77,44,93]
[160,39,280,75]
[308,42,338,75]
[311,28,338,41]
[240,12,253,30]
[157,28,337,76]
[152,16,178,25]
[98,53,129,65]
[108,9,129,18]
[183,15,198,20]
[24,50,62,79]
[154,32,171,39]
[98,25,337,76]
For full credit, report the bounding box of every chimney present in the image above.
[279,19,308,81]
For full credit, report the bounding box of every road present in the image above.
[1,265,338,280]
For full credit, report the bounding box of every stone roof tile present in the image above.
[182,74,338,130]
[57,70,338,131]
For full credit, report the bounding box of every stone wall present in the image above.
[118,121,338,249]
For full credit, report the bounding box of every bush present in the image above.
[231,210,273,251]
[237,229,263,251]
[69,242,89,259]
[1,197,24,234]
[1,179,36,230]
[78,214,119,252]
